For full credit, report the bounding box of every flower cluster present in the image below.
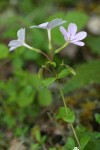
[8,18,87,52]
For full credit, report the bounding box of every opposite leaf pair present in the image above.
[8,18,87,51]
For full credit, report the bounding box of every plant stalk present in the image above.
[24,43,51,61]
[55,42,69,54]
[47,29,53,60]
[58,83,81,149]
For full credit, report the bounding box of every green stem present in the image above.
[58,82,81,149]
[55,42,69,54]
[59,84,68,114]
[70,124,81,149]
[23,43,50,61]
[47,29,53,60]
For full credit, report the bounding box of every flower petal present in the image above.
[60,26,69,38]
[48,18,66,29]
[73,31,87,41]
[71,41,85,46]
[8,40,21,47]
[68,23,77,39]
[64,36,69,42]
[9,46,18,51]
[38,22,49,28]
[30,22,49,29]
[17,28,25,42]
[30,19,66,30]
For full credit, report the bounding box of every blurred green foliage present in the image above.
[64,60,100,93]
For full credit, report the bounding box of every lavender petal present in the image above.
[8,40,21,47]
[73,31,87,41]
[60,26,69,38]
[48,18,66,29]
[17,28,25,42]
[68,23,77,39]
[9,46,17,51]
[30,22,49,29]
[71,41,85,46]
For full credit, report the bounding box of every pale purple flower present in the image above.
[60,23,87,46]
[30,18,66,30]
[8,28,26,51]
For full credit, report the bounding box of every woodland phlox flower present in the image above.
[60,23,87,46]
[8,28,26,51]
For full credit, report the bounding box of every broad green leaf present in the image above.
[58,69,70,79]
[65,137,75,150]
[80,135,91,150]
[64,60,100,93]
[0,44,9,59]
[57,107,75,123]
[38,88,52,106]
[47,12,65,21]
[65,11,89,29]
[95,113,100,124]
[85,36,100,54]
[30,74,42,90]
[17,86,36,107]
[12,57,24,70]
[84,139,100,150]
[42,77,56,87]
[23,48,40,60]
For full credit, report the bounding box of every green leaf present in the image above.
[66,65,76,75]
[30,74,42,90]
[80,135,91,150]
[95,113,100,124]
[49,148,57,150]
[64,60,100,93]
[47,12,65,21]
[3,115,16,128]
[31,143,40,149]
[42,77,56,87]
[85,36,100,54]
[65,11,89,30]
[65,137,75,150]
[0,44,9,59]
[57,107,75,123]
[58,69,70,79]
[23,48,40,60]
[84,139,100,150]
[51,62,56,67]
[17,86,36,107]
[38,88,52,106]
[46,61,56,67]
